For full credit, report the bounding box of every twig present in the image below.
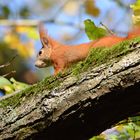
[0,19,84,30]
[0,55,17,69]
[100,22,114,35]
[2,71,16,78]
[0,19,40,27]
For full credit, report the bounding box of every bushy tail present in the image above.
[127,26,140,39]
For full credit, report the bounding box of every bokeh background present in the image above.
[1,0,140,139]
[0,0,136,84]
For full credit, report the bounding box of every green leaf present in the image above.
[84,19,107,40]
[0,76,14,94]
[10,77,29,91]
[0,76,11,87]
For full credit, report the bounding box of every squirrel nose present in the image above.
[35,60,46,68]
[35,60,41,67]
[35,61,39,67]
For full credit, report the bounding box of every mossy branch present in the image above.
[0,38,140,140]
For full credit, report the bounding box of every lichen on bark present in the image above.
[0,38,140,140]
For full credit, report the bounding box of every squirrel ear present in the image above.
[38,22,49,47]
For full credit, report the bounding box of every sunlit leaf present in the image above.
[0,76,29,94]
[130,0,140,25]
[0,76,12,87]
[15,26,39,40]
[10,77,29,90]
[3,85,14,94]
[130,0,140,10]
[84,19,107,40]
[0,76,14,94]
[4,31,35,58]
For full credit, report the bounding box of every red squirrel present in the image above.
[35,24,140,75]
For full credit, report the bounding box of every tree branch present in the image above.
[0,42,140,140]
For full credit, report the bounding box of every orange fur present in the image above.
[35,24,140,75]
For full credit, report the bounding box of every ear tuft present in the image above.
[42,37,48,45]
[38,22,48,46]
[38,22,47,38]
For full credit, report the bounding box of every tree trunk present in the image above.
[0,43,140,140]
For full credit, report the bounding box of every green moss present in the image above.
[71,37,140,75]
[38,74,63,91]
[0,74,64,108]
[1,37,140,108]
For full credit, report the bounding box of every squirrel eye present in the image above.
[39,50,42,55]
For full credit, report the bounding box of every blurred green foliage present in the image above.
[90,116,140,140]
[19,6,30,18]
[0,4,30,19]
[0,5,10,18]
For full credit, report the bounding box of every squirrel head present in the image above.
[35,23,52,68]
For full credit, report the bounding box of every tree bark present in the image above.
[0,43,140,140]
